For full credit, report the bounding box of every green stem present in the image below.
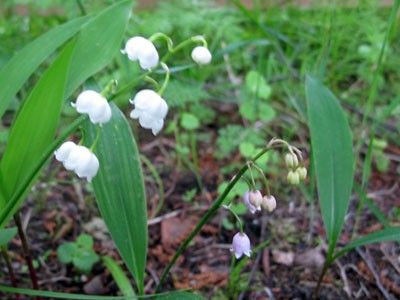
[144,76,160,89]
[246,162,256,189]
[161,36,207,63]
[189,131,199,175]
[1,247,19,298]
[110,72,151,100]
[140,154,165,218]
[149,32,174,51]
[314,244,334,298]
[224,205,244,233]
[157,63,170,96]
[14,213,41,300]
[90,126,101,152]
[156,147,271,291]
[75,0,86,16]
[249,161,270,196]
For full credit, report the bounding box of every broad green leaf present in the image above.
[305,75,354,247]
[0,41,76,207]
[0,16,89,118]
[0,227,17,246]
[334,227,400,259]
[76,234,94,250]
[239,101,275,122]
[180,113,200,130]
[103,256,136,298]
[57,243,78,264]
[65,0,133,97]
[84,104,147,295]
[245,70,271,100]
[73,250,99,273]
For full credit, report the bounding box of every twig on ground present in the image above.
[380,244,400,274]
[335,259,352,298]
[147,206,209,226]
[356,248,394,300]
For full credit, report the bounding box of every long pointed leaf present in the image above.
[305,75,354,247]
[84,104,147,294]
[0,16,89,118]
[0,41,76,206]
[334,227,400,260]
[0,285,204,300]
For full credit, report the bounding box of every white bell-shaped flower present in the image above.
[121,36,159,70]
[262,195,277,212]
[191,46,212,65]
[57,144,99,182]
[231,232,252,259]
[243,191,262,214]
[54,141,77,163]
[72,90,112,125]
[130,89,168,135]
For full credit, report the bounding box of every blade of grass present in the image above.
[333,227,400,260]
[0,285,202,300]
[102,256,136,299]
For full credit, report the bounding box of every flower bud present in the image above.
[262,195,277,212]
[287,170,300,185]
[121,36,159,70]
[296,167,307,180]
[191,46,212,65]
[285,152,298,169]
[130,89,168,135]
[248,190,263,210]
[72,90,112,125]
[231,232,251,259]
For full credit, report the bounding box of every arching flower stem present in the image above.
[223,204,244,234]
[157,62,170,96]
[161,35,208,63]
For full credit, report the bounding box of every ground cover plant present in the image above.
[0,0,400,299]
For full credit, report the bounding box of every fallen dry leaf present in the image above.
[294,247,325,270]
[272,250,294,266]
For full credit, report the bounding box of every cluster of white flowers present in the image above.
[231,190,277,259]
[54,141,99,182]
[121,35,212,136]
[54,34,213,182]
[54,90,112,182]
[231,143,307,259]
[285,152,307,185]
[243,190,277,214]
